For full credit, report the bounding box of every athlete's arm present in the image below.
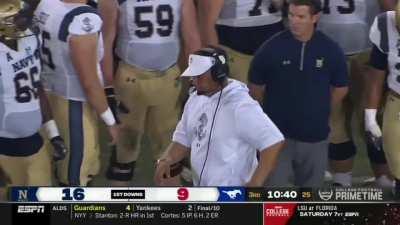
[197,0,224,46]
[331,86,348,110]
[70,33,119,144]
[364,66,385,148]
[154,142,190,185]
[98,0,118,86]
[365,67,386,109]
[38,84,52,123]
[98,0,121,122]
[38,84,68,161]
[181,0,201,68]
[181,0,201,56]
[246,141,284,187]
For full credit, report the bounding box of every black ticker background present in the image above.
[2,202,400,225]
[4,203,263,225]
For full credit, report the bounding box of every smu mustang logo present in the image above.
[222,190,242,199]
[218,187,245,201]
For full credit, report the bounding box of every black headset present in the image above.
[194,46,229,83]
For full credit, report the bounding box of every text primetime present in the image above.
[317,187,388,202]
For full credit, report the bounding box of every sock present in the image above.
[333,172,352,187]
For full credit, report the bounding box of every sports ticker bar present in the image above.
[4,187,399,224]
[9,187,396,202]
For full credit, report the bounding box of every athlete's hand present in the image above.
[107,124,120,146]
[51,136,68,161]
[365,109,383,151]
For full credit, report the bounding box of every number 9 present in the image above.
[177,188,189,201]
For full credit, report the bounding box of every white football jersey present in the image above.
[216,0,282,27]
[34,0,104,101]
[0,31,42,138]
[116,0,182,71]
[318,0,378,54]
[370,11,400,95]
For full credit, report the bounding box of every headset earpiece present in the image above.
[195,46,229,83]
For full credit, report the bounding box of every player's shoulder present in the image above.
[371,11,394,30]
[59,5,102,40]
[370,11,395,53]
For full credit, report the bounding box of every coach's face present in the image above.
[288,4,319,41]
[191,71,220,96]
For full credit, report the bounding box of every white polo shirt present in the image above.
[173,79,284,186]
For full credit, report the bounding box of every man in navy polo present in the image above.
[248,0,348,187]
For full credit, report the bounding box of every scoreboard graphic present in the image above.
[2,187,400,225]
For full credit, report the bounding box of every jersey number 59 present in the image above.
[134,4,174,38]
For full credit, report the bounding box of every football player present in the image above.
[367,0,400,199]
[34,0,119,186]
[98,0,200,186]
[318,0,393,187]
[0,0,66,190]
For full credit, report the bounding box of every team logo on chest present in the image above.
[195,113,208,141]
[282,60,291,65]
[316,58,324,68]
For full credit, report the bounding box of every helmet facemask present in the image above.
[0,0,35,41]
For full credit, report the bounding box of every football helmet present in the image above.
[0,0,23,40]
[0,0,38,40]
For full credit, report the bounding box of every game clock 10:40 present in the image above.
[266,190,298,200]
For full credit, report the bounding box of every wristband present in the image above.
[365,109,377,125]
[101,107,116,126]
[43,120,60,139]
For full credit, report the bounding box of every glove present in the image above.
[43,120,68,161]
[50,136,67,161]
[105,86,120,124]
[365,109,383,151]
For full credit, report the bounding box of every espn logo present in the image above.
[17,205,45,213]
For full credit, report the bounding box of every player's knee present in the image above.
[366,142,387,164]
[328,141,356,160]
